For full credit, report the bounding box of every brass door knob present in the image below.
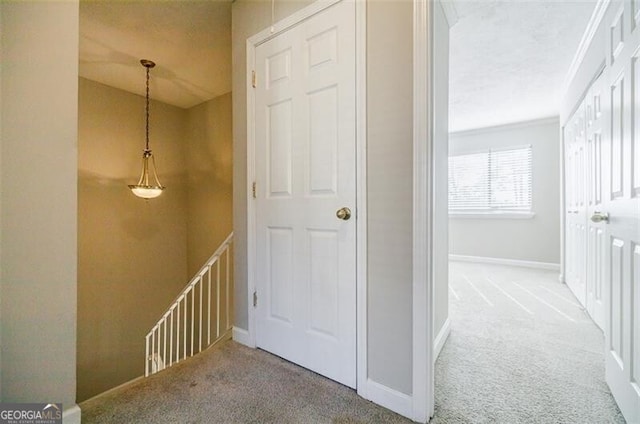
[336,207,352,221]
[590,211,609,223]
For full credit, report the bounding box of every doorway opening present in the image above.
[436,1,628,422]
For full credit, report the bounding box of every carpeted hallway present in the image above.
[433,261,625,423]
[80,339,411,424]
[81,262,625,423]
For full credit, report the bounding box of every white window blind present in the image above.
[448,145,532,212]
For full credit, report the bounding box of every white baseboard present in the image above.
[63,404,81,424]
[433,318,451,362]
[232,326,252,347]
[449,254,560,271]
[364,378,413,420]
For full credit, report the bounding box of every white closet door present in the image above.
[565,103,588,306]
[253,0,357,388]
[585,72,606,330]
[602,1,640,421]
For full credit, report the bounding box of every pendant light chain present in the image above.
[145,64,150,153]
[270,0,275,33]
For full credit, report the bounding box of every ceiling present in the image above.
[79,0,232,109]
[80,0,596,127]
[448,0,596,132]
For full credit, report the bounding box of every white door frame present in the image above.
[413,0,435,421]
[245,0,369,396]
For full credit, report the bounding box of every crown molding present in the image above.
[563,0,611,91]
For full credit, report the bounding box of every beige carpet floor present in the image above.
[432,261,625,423]
[80,339,411,424]
[81,262,625,423]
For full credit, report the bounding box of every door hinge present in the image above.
[252,70,257,88]
[253,291,258,307]
[252,182,257,199]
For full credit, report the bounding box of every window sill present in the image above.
[449,211,536,219]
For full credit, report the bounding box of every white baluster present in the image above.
[183,295,187,360]
[177,301,181,363]
[199,276,203,353]
[169,308,173,367]
[216,260,221,339]
[145,334,150,377]
[156,326,161,371]
[163,317,167,371]
[151,328,155,374]
[208,265,212,345]
[190,286,195,356]
[226,246,231,330]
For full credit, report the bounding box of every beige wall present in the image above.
[77,80,233,401]
[77,78,189,402]
[0,2,3,399]
[366,0,414,395]
[0,1,79,407]
[232,0,415,395]
[186,93,233,276]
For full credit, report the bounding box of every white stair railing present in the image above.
[145,232,233,377]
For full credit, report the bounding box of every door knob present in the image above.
[590,211,609,223]
[336,207,352,221]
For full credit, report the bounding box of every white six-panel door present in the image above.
[603,1,640,421]
[253,0,357,388]
[565,103,588,307]
[586,72,607,330]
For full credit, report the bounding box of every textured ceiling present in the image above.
[79,0,232,109]
[449,0,596,132]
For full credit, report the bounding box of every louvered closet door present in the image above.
[253,0,357,388]
[602,1,640,421]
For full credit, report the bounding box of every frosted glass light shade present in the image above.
[128,150,165,199]
[129,186,164,199]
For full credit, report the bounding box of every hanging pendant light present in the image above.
[128,59,165,199]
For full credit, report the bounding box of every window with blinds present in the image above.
[448,145,532,213]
